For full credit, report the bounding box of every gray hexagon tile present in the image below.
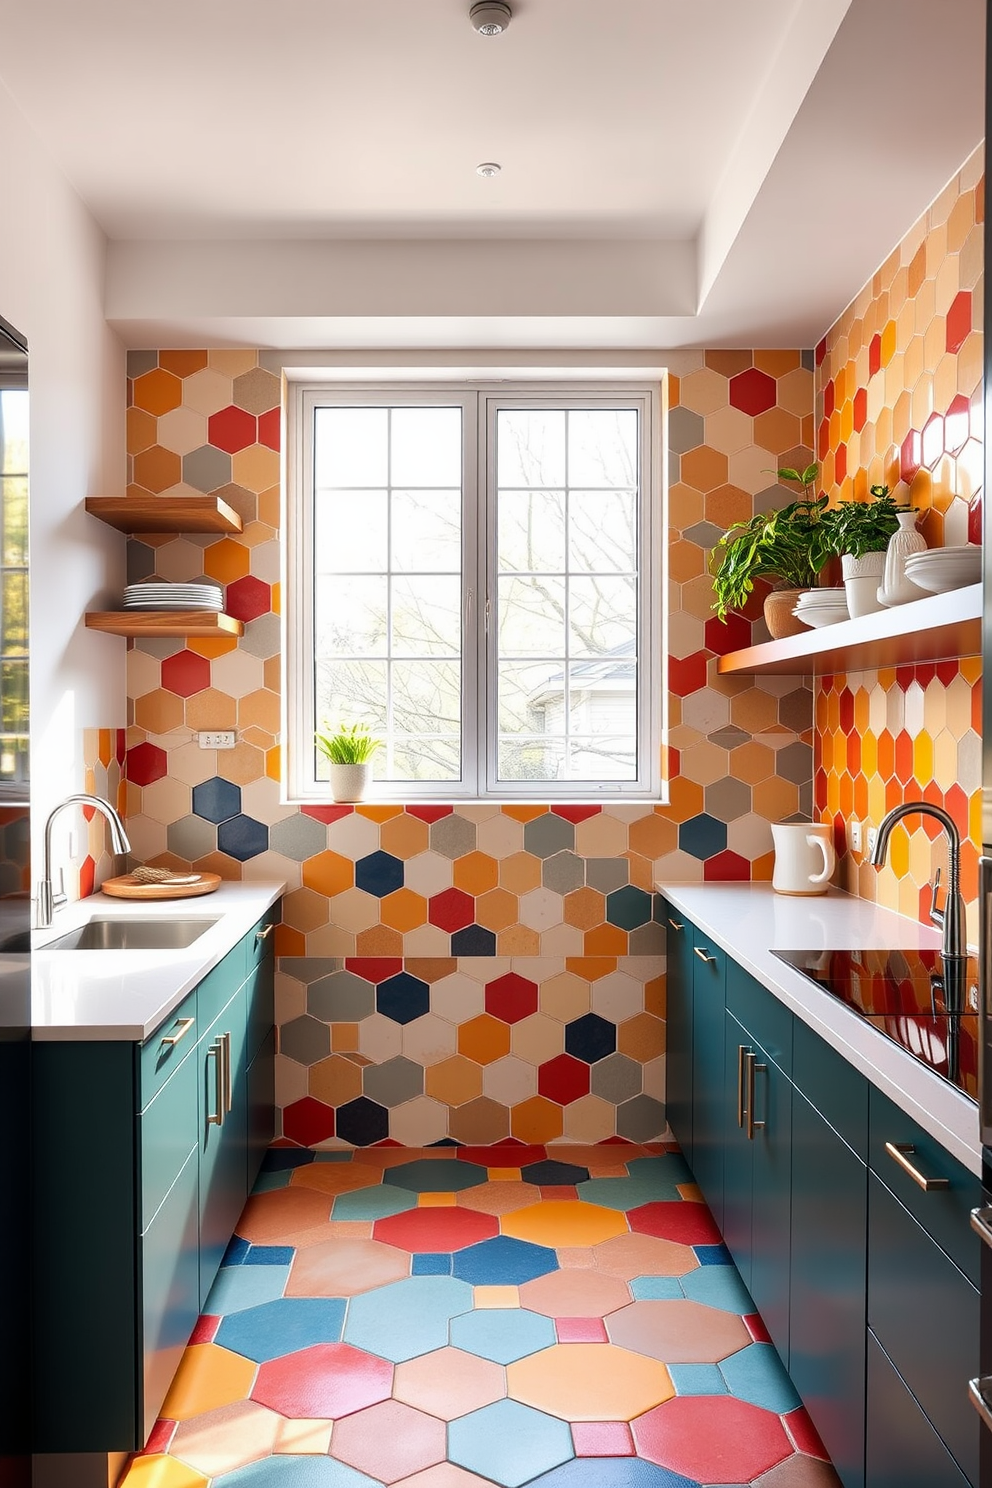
[430,815,477,859]
[279,1014,332,1065]
[183,444,232,493]
[363,1057,426,1108]
[270,813,329,862]
[523,813,575,859]
[542,851,584,895]
[307,969,377,1022]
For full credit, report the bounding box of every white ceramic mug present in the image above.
[771,822,836,896]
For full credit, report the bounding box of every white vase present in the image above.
[329,762,370,802]
[877,510,927,606]
[841,550,887,618]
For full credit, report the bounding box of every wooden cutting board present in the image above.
[100,872,222,901]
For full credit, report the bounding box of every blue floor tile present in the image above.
[626,1154,694,1185]
[720,1342,802,1413]
[449,1399,574,1487]
[222,1236,251,1267]
[529,1462,701,1487]
[343,1275,473,1362]
[215,1297,346,1362]
[630,1276,684,1301]
[203,1262,292,1316]
[244,1244,295,1266]
[680,1265,755,1315]
[452,1235,557,1285]
[330,1186,419,1221]
[694,1243,732,1266]
[668,1362,729,1396]
[449,1306,556,1364]
[214,1457,382,1487]
[412,1252,452,1275]
[250,1168,293,1193]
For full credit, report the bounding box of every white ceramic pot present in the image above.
[878,511,926,606]
[841,550,887,618]
[329,762,370,803]
[771,822,836,896]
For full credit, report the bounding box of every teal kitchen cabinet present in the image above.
[32,905,278,1453]
[789,1022,869,1488]
[866,1332,971,1488]
[722,963,793,1364]
[663,907,694,1161]
[688,926,727,1230]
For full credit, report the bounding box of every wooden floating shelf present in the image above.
[85,495,243,534]
[716,583,981,676]
[85,611,244,638]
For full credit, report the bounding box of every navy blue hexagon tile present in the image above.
[217,813,269,861]
[376,971,430,1024]
[679,812,728,860]
[565,1012,617,1063]
[192,776,241,824]
[334,1095,389,1145]
[355,850,405,897]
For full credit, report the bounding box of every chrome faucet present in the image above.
[870,800,967,960]
[37,794,131,928]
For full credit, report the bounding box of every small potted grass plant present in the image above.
[315,722,381,803]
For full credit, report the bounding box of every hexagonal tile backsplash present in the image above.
[80,147,984,1144]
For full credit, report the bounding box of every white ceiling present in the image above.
[0,0,984,348]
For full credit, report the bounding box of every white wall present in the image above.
[0,77,125,865]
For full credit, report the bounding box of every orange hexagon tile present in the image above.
[121,1457,208,1488]
[161,1344,257,1421]
[133,368,183,416]
[204,537,251,584]
[457,1015,511,1065]
[381,888,429,932]
[501,1201,627,1248]
[302,851,355,897]
[507,1343,673,1422]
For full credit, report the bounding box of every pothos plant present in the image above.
[825,483,907,558]
[710,462,834,621]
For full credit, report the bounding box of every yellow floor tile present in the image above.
[502,1199,627,1247]
[161,1344,256,1421]
[419,1192,458,1206]
[473,1285,520,1308]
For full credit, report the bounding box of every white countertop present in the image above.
[31,880,286,1042]
[656,883,982,1176]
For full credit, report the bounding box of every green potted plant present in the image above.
[314,722,381,803]
[710,462,834,639]
[824,483,906,618]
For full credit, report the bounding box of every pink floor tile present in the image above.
[572,1420,635,1456]
[331,1398,447,1482]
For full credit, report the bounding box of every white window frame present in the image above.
[285,379,665,804]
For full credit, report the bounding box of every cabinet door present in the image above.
[868,1171,980,1485]
[866,1331,971,1488]
[198,981,248,1306]
[749,1040,792,1364]
[663,906,694,1161]
[140,1146,200,1442]
[690,933,726,1228]
[790,1087,867,1488]
[722,1010,754,1289]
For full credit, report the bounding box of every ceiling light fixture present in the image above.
[476,162,502,177]
[470,1,511,35]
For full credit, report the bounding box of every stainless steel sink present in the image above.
[46,917,218,951]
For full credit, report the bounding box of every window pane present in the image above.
[568,663,637,736]
[391,737,461,782]
[497,737,566,782]
[568,576,638,658]
[391,661,461,735]
[315,576,387,657]
[497,409,566,488]
[314,407,388,486]
[315,661,388,741]
[497,490,566,574]
[568,736,636,780]
[569,490,636,573]
[314,490,387,573]
[391,576,461,657]
[392,490,461,572]
[391,407,462,486]
[568,409,638,487]
[498,662,567,736]
[497,576,567,657]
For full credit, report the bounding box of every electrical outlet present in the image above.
[866,824,878,858]
[849,819,862,854]
[198,731,236,750]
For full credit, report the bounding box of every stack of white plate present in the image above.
[903,546,981,594]
[792,587,850,628]
[124,582,223,611]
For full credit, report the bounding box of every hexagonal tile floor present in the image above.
[120,1143,841,1488]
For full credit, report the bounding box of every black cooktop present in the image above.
[771,947,980,1099]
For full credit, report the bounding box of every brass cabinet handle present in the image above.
[223,1029,233,1114]
[970,1206,992,1251]
[206,1039,224,1127]
[737,1043,748,1129]
[884,1140,949,1191]
[255,923,274,942]
[667,917,684,931]
[693,947,715,964]
[160,1016,194,1049]
[969,1377,992,1433]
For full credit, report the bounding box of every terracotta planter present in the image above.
[763,587,807,640]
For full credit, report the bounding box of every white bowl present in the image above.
[793,605,850,628]
[903,547,981,592]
